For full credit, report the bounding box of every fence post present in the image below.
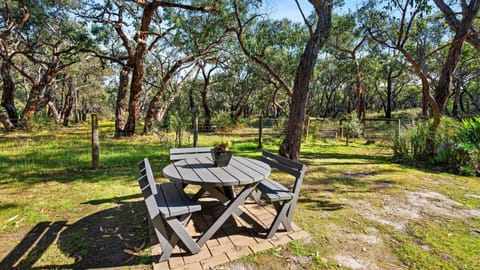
[258,115,263,149]
[91,114,99,170]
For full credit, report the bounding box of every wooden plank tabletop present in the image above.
[162,156,271,187]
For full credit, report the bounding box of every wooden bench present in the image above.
[169,147,213,161]
[137,158,201,262]
[255,151,306,239]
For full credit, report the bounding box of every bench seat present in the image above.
[154,183,201,218]
[256,179,294,202]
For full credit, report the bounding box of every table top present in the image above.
[163,156,271,187]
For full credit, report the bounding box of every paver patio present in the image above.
[150,198,311,270]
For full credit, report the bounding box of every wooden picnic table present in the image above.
[162,156,271,247]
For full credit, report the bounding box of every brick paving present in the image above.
[151,198,311,270]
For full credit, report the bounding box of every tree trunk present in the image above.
[47,98,61,123]
[123,3,158,136]
[201,88,212,131]
[279,0,333,160]
[385,68,393,118]
[189,89,198,147]
[353,54,366,120]
[21,68,56,127]
[62,77,74,126]
[115,67,129,137]
[434,1,480,112]
[1,62,19,127]
[452,77,461,117]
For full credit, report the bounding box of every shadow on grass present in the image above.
[0,200,150,269]
[298,197,345,211]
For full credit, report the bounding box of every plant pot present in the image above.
[211,149,232,167]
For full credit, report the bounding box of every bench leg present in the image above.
[151,217,175,262]
[165,218,200,255]
[266,201,293,239]
[196,183,258,247]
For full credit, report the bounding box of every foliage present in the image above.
[392,117,480,176]
[409,120,431,161]
[342,112,363,145]
[211,111,235,132]
[392,129,410,162]
[213,140,232,151]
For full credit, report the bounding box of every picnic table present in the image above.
[162,155,271,247]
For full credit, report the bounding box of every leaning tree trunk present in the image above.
[435,0,480,112]
[115,67,129,137]
[1,61,19,127]
[279,0,333,160]
[21,68,56,128]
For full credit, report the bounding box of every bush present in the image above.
[408,120,430,161]
[343,112,363,145]
[393,117,479,176]
[392,130,410,163]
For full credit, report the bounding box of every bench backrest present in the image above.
[138,158,158,195]
[169,147,213,161]
[260,151,306,197]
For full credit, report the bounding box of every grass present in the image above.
[1,121,479,269]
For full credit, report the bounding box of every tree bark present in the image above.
[1,61,19,127]
[123,3,159,136]
[279,0,333,160]
[434,0,480,112]
[115,67,130,137]
[61,77,74,126]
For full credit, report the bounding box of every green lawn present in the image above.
[1,122,479,269]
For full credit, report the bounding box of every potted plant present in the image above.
[211,140,232,167]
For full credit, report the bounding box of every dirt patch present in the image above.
[351,191,479,233]
[322,190,480,269]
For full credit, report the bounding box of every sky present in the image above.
[261,0,363,22]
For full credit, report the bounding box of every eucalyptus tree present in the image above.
[0,1,29,129]
[279,0,333,160]
[329,13,369,119]
[0,0,91,130]
[142,3,228,134]
[452,45,480,116]
[362,0,442,128]
[432,0,480,113]
[82,0,216,136]
[232,0,333,160]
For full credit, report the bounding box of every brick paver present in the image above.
[151,199,311,270]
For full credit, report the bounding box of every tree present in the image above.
[330,13,368,120]
[433,0,480,113]
[363,0,441,129]
[0,0,92,129]
[279,0,333,160]
[82,0,216,136]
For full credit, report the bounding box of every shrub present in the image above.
[408,120,430,161]
[458,116,480,147]
[393,117,479,176]
[343,112,363,145]
[392,130,410,163]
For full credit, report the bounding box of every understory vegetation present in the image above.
[393,116,480,176]
[1,121,478,269]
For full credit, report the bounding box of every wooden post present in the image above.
[305,117,311,143]
[91,114,99,170]
[258,115,263,149]
[192,106,198,147]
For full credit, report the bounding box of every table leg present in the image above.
[196,183,258,247]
